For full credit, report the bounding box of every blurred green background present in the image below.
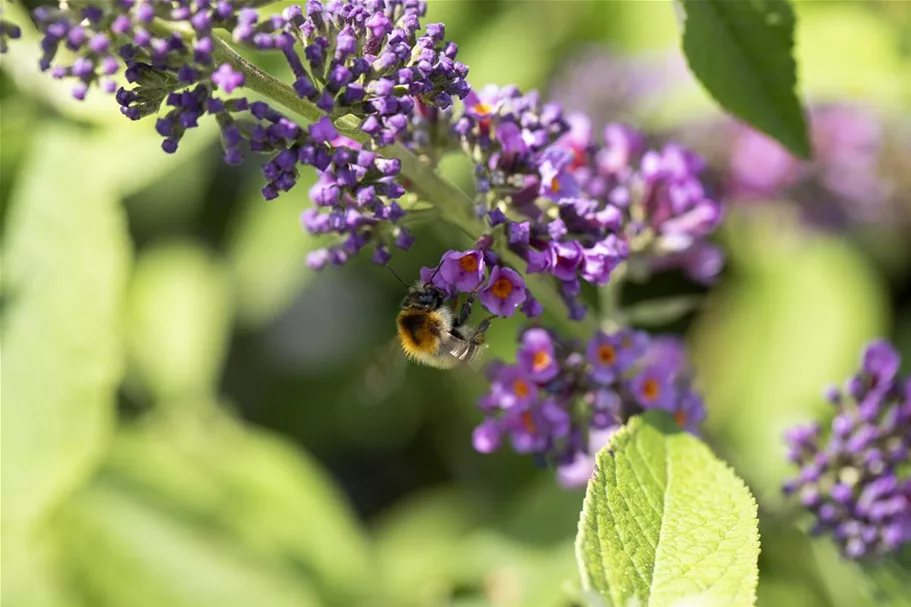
[2,1,911,606]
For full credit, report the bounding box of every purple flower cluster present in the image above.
[725,104,891,229]
[300,121,414,267]
[473,327,706,488]
[783,341,911,560]
[278,0,469,145]
[448,90,723,319]
[419,249,530,318]
[30,1,472,267]
[33,0,467,142]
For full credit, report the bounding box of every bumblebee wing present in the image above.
[440,333,487,368]
[339,337,409,406]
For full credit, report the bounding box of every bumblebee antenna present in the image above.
[423,259,445,286]
[385,264,409,287]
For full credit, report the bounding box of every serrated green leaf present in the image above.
[576,411,760,607]
[680,0,811,158]
[0,126,130,528]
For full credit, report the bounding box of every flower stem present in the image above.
[206,34,596,336]
[599,267,625,332]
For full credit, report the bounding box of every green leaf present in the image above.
[679,0,811,158]
[576,411,760,607]
[126,243,232,402]
[101,407,376,604]
[54,479,322,607]
[623,295,704,327]
[0,126,131,528]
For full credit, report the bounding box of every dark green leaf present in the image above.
[680,0,811,158]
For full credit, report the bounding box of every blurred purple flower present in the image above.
[783,340,911,559]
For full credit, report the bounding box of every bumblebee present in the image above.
[396,272,492,369]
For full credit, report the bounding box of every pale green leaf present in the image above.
[680,0,811,158]
[101,407,375,603]
[374,488,481,604]
[126,243,232,401]
[0,126,131,527]
[576,411,759,607]
[54,479,322,607]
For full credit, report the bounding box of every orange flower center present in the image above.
[532,350,552,372]
[520,411,536,433]
[674,410,687,427]
[642,378,660,401]
[550,176,560,192]
[459,254,479,272]
[473,102,493,116]
[491,277,513,299]
[598,345,616,365]
[513,379,530,398]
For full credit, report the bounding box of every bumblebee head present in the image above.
[401,284,447,311]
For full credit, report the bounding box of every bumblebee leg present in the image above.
[454,293,476,328]
[471,314,497,345]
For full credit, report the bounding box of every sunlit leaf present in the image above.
[126,243,232,402]
[1,126,130,527]
[0,528,74,607]
[374,489,481,605]
[55,479,322,607]
[679,0,811,158]
[101,407,375,604]
[576,411,760,607]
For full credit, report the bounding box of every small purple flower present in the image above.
[504,400,570,454]
[516,329,559,383]
[472,420,502,454]
[211,62,244,93]
[629,367,676,411]
[557,426,618,489]
[586,331,636,383]
[479,266,527,317]
[538,147,579,201]
[483,364,538,411]
[419,263,457,297]
[548,240,584,281]
[439,249,486,292]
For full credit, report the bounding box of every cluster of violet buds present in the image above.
[23,0,470,266]
[473,327,706,488]
[783,341,911,560]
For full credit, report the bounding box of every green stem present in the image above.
[599,266,626,332]
[206,34,597,336]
